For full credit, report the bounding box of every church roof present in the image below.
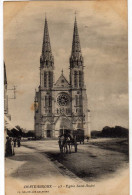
[54,70,70,88]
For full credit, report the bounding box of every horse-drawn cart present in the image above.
[73,129,84,144]
[58,134,77,154]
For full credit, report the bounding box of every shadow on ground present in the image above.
[45,144,128,182]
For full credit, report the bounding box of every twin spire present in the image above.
[40,17,54,66]
[71,16,82,58]
[41,15,82,66]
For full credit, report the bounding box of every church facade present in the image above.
[34,17,90,139]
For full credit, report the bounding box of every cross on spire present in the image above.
[61,69,63,75]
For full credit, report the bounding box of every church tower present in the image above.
[34,17,54,138]
[40,17,54,89]
[70,16,89,137]
[40,17,54,117]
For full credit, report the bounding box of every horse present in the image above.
[58,135,68,154]
[66,136,71,153]
[58,134,77,153]
[67,135,77,153]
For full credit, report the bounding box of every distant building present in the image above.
[34,16,90,138]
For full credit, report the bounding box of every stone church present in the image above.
[34,16,90,138]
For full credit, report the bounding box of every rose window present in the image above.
[57,93,70,106]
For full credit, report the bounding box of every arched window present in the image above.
[79,95,82,106]
[45,96,49,107]
[48,71,53,88]
[74,71,77,87]
[44,71,47,88]
[49,96,52,107]
[79,71,82,87]
[75,95,77,106]
[75,95,79,106]
[77,96,79,106]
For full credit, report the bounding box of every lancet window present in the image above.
[74,71,77,87]
[44,71,47,88]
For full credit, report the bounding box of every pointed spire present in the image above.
[71,16,82,59]
[40,16,54,66]
[4,62,7,85]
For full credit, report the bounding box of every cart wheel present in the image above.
[75,144,77,153]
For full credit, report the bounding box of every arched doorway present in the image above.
[55,117,72,136]
[45,123,52,138]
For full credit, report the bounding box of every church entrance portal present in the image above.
[55,117,73,137]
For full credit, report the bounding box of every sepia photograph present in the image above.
[4,1,129,195]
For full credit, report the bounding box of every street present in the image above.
[6,139,128,181]
[5,138,129,195]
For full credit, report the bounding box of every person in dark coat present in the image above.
[13,138,16,147]
[10,138,15,155]
[5,137,12,156]
[17,138,21,147]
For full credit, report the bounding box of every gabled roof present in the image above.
[74,117,83,123]
[54,71,70,88]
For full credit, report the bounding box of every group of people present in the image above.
[5,137,21,157]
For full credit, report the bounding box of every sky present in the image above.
[4,0,128,131]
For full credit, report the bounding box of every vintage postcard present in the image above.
[4,1,129,195]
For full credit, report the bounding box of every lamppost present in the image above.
[87,109,91,138]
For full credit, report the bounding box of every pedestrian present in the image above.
[14,138,16,147]
[17,138,21,147]
[10,138,15,155]
[5,137,12,157]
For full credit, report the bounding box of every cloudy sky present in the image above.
[4,0,128,131]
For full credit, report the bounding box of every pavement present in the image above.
[5,143,82,182]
